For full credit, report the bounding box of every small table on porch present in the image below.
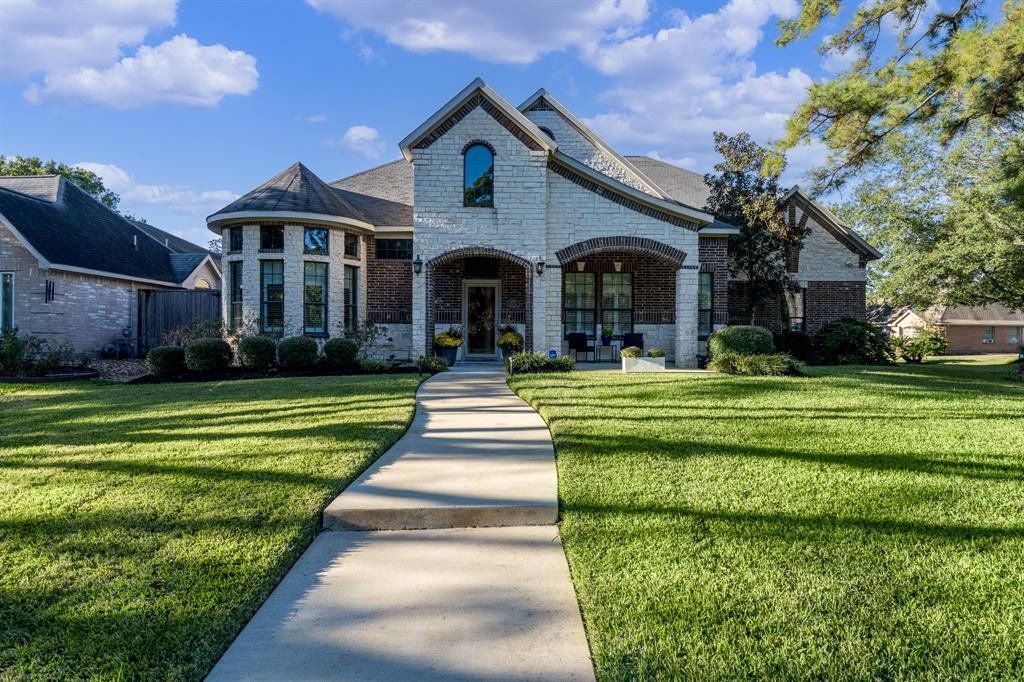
[594,337,622,363]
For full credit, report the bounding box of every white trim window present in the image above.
[1009,326,1021,344]
[982,326,994,344]
[1,272,13,332]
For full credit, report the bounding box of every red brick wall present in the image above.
[698,236,729,326]
[560,253,677,325]
[428,256,529,327]
[804,280,865,334]
[944,325,1022,354]
[367,239,412,324]
[727,281,784,331]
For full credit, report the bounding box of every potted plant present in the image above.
[600,327,612,346]
[497,326,524,360]
[433,326,463,365]
[621,346,666,373]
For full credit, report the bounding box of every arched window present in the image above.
[463,143,494,208]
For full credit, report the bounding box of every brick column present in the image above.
[545,267,563,355]
[530,265,545,352]
[675,266,699,368]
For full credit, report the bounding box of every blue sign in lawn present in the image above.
[548,349,558,359]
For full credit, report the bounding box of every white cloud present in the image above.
[297,114,328,124]
[307,0,649,64]
[26,34,258,108]
[76,161,239,212]
[331,125,388,158]
[571,0,823,180]
[0,0,176,79]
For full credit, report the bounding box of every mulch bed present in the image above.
[89,359,149,382]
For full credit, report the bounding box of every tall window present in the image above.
[344,233,360,259]
[229,262,243,330]
[463,143,494,207]
[228,227,243,253]
[303,262,328,335]
[1010,327,1021,344]
[344,265,358,332]
[260,225,284,251]
[375,238,413,260]
[601,272,633,337]
[304,227,329,255]
[784,287,805,332]
[698,273,713,339]
[260,260,284,333]
[982,326,994,343]
[563,272,595,336]
[1,273,12,332]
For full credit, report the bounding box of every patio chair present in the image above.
[623,332,644,354]
[566,332,595,362]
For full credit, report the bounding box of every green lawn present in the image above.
[0,375,422,680]
[510,356,1024,681]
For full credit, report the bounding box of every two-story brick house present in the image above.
[208,78,879,366]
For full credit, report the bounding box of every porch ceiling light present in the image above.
[413,255,423,275]
[535,259,545,276]
[614,261,623,272]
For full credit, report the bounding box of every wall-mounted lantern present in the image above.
[535,259,545,276]
[413,255,423,275]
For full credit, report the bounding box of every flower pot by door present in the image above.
[438,347,458,365]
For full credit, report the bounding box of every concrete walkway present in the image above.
[207,364,594,682]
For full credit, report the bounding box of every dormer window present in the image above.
[463,142,494,208]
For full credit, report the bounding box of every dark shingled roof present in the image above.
[0,175,210,285]
[133,220,212,254]
[332,159,414,205]
[626,156,711,210]
[939,304,1024,323]
[213,162,369,223]
[169,253,210,282]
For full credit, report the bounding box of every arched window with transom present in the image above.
[463,142,494,208]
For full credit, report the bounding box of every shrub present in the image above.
[323,338,359,369]
[647,348,665,358]
[277,336,319,369]
[359,357,391,373]
[184,338,232,374]
[418,355,448,375]
[343,320,389,359]
[498,330,524,353]
[620,346,642,358]
[773,330,814,362]
[708,325,775,358]
[146,346,186,377]
[434,327,464,349]
[709,352,804,377]
[237,335,277,369]
[1,329,75,376]
[813,319,894,365]
[892,330,948,363]
[506,351,574,373]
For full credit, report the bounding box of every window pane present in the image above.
[260,260,284,333]
[1,273,12,332]
[260,226,284,251]
[565,310,595,335]
[601,310,631,337]
[304,262,327,334]
[1009,327,1020,344]
[698,311,712,338]
[463,144,494,207]
[344,233,360,259]
[375,238,413,260]
[229,227,243,252]
[602,273,632,310]
[564,272,594,309]
[230,262,243,329]
[983,326,994,342]
[698,273,713,310]
[344,265,358,332]
[304,227,329,254]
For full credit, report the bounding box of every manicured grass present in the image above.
[510,356,1024,680]
[0,375,422,680]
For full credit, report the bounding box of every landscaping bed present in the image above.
[510,356,1024,680]
[0,374,423,680]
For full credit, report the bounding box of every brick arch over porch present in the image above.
[425,246,534,355]
[555,236,687,268]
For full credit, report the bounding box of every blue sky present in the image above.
[1,0,855,247]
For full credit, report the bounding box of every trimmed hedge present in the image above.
[773,330,814,362]
[708,352,804,377]
[708,326,774,358]
[277,336,319,369]
[237,336,277,369]
[418,355,448,375]
[146,346,186,377]
[184,338,232,374]
[813,319,893,365]
[323,338,358,370]
[506,351,574,373]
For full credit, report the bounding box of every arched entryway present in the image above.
[425,247,534,360]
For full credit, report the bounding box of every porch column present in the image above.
[531,266,546,353]
[675,265,699,368]
[545,267,563,355]
[411,263,427,357]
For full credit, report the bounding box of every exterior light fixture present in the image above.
[614,261,623,272]
[413,255,423,275]
[535,259,545,276]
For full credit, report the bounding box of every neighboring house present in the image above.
[870,301,1024,354]
[0,175,220,355]
[208,78,879,366]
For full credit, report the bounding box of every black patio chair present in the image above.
[566,332,595,362]
[623,332,644,354]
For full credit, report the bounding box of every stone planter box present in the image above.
[621,356,666,373]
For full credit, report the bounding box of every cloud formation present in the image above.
[76,161,238,212]
[307,0,649,64]
[3,1,257,108]
[332,125,389,158]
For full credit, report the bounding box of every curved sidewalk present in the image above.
[207,364,594,682]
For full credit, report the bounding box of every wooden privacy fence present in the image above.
[137,289,221,355]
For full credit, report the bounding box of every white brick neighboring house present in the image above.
[207,78,881,366]
[0,175,220,356]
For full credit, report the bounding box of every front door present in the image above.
[465,282,498,355]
